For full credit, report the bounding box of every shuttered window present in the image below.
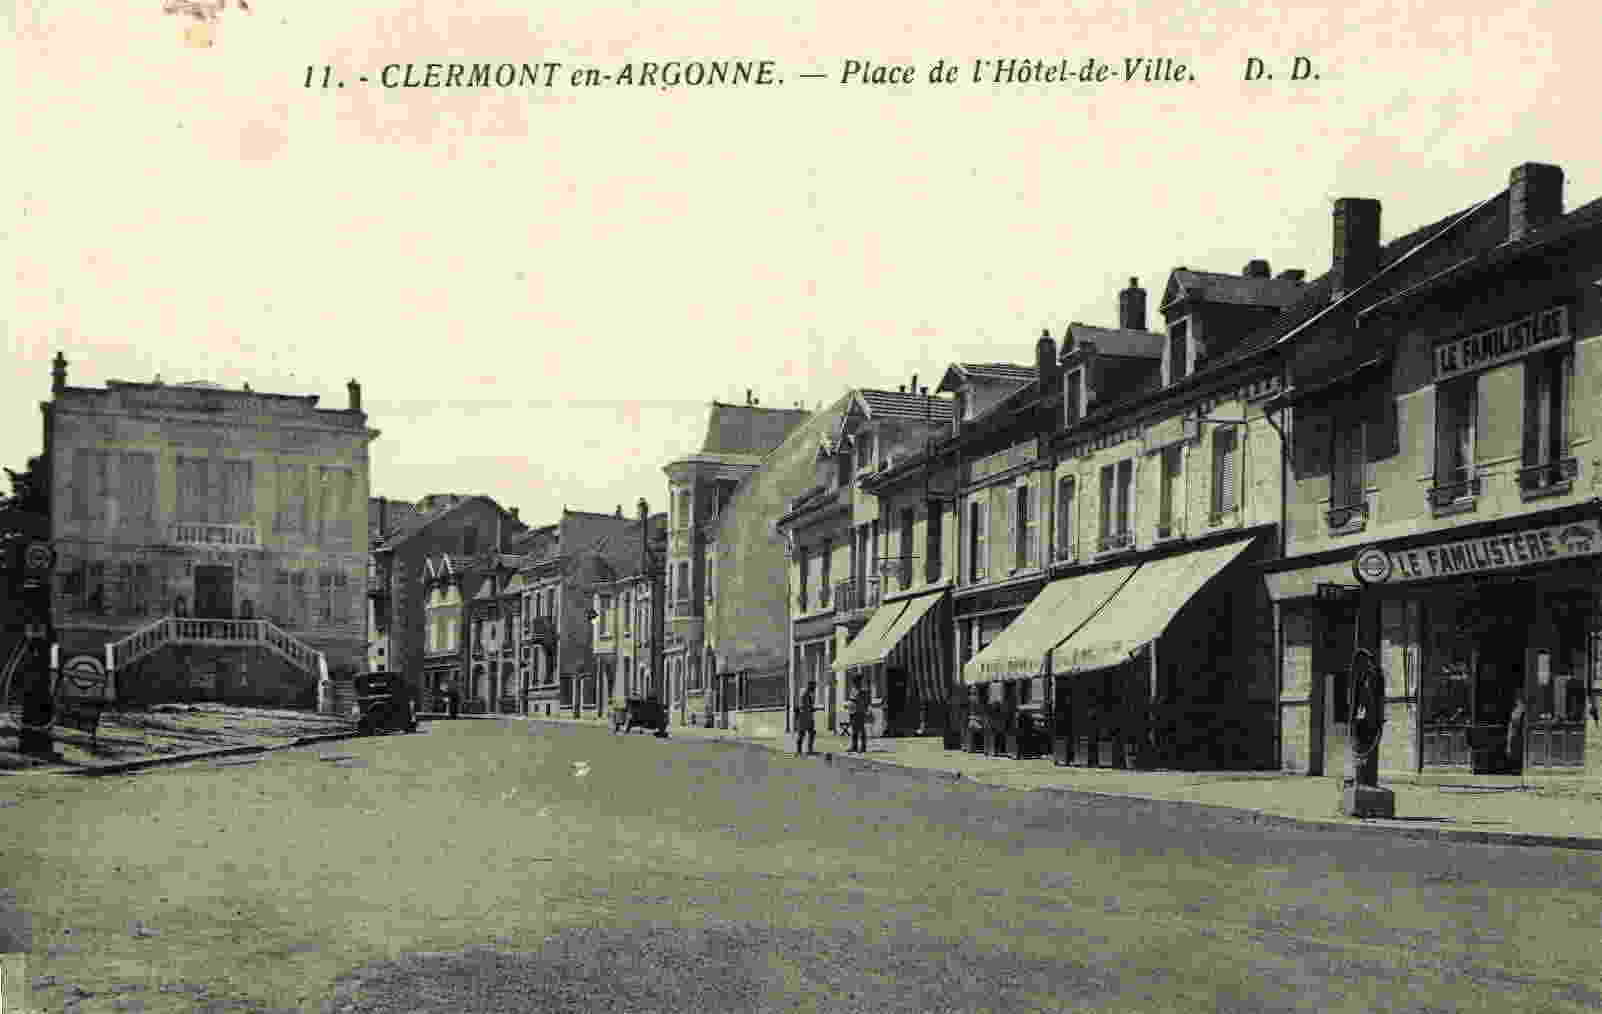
[1523,346,1573,467]
[1158,445,1182,535]
[1434,378,1477,486]
[1330,416,1366,509]
[924,504,942,583]
[177,456,211,523]
[968,499,988,583]
[1055,475,1075,561]
[1211,426,1239,518]
[989,484,1012,576]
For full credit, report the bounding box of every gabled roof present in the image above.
[1062,323,1164,360]
[376,495,522,552]
[700,402,813,455]
[935,362,1037,395]
[853,388,955,423]
[1161,269,1309,311]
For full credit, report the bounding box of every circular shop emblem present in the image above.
[1353,548,1393,585]
[24,541,54,571]
[61,654,107,693]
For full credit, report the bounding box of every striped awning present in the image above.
[879,590,948,705]
[961,565,1138,685]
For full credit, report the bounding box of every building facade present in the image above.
[1266,163,1602,780]
[369,495,526,710]
[664,398,811,726]
[46,361,375,706]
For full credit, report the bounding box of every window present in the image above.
[623,591,632,633]
[1064,370,1083,425]
[1434,377,1478,499]
[1055,475,1076,561]
[1210,425,1239,520]
[676,562,689,604]
[1521,345,1575,491]
[1158,445,1182,537]
[1099,460,1134,550]
[220,461,254,525]
[598,595,612,635]
[820,539,832,605]
[797,547,810,611]
[676,489,691,529]
[1330,414,1366,511]
[315,467,350,545]
[899,507,915,588]
[855,432,875,476]
[1168,320,1189,385]
[925,502,942,583]
[120,452,157,523]
[968,499,987,583]
[71,449,113,522]
[274,465,307,534]
[989,485,1012,576]
[177,456,211,523]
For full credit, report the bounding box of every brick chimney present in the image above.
[1331,198,1382,300]
[347,378,362,412]
[1277,269,1306,282]
[1035,329,1058,388]
[1243,259,1271,278]
[1118,277,1146,331]
[378,496,388,536]
[1509,162,1563,242]
[509,507,519,522]
[51,351,67,394]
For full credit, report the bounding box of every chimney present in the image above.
[1035,329,1059,388]
[1118,277,1146,331]
[51,351,67,394]
[898,385,906,393]
[1509,162,1563,242]
[347,378,363,412]
[920,387,928,396]
[910,374,918,394]
[1331,198,1382,299]
[1277,269,1307,282]
[745,388,753,405]
[1243,259,1271,279]
[615,504,623,518]
[378,496,388,536]
[509,507,520,522]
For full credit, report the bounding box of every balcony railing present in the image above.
[833,577,882,614]
[1518,457,1578,494]
[1097,530,1134,553]
[170,522,259,548]
[1428,471,1482,509]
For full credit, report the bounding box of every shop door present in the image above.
[886,667,909,735]
[193,565,234,619]
[1469,586,1533,774]
[1317,602,1358,777]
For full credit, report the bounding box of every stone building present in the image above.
[45,360,375,706]
[663,397,811,725]
[1264,163,1602,780]
[590,514,669,720]
[514,508,658,718]
[368,495,526,709]
[779,385,954,739]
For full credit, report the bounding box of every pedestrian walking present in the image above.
[849,679,870,754]
[795,680,818,756]
[446,682,460,720]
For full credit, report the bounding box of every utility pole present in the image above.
[3,509,58,756]
[638,499,668,736]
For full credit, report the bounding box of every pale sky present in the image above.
[9,0,1599,524]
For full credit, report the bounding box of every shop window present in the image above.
[1064,369,1084,425]
[1432,376,1479,507]
[1519,346,1577,495]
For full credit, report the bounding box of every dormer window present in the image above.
[855,432,875,475]
[1064,369,1084,424]
[1167,320,1190,385]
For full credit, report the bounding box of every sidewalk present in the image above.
[532,714,1602,851]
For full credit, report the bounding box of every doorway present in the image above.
[1316,601,1358,777]
[886,666,909,736]
[193,565,234,619]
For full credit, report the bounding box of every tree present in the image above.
[0,456,47,516]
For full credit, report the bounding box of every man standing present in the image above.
[795,680,817,756]
[849,678,870,754]
[446,680,461,720]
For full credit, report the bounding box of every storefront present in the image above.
[831,588,949,737]
[1350,511,1602,775]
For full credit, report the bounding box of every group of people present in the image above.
[794,678,872,756]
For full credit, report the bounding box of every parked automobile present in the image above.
[351,672,418,735]
[612,696,666,735]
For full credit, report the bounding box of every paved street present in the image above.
[5,718,1602,1013]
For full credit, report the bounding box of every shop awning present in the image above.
[876,589,948,703]
[832,590,945,673]
[831,597,911,672]
[1052,536,1259,675]
[961,565,1138,685]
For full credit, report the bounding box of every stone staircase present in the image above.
[108,617,328,681]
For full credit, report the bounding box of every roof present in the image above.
[700,402,813,455]
[1063,323,1165,360]
[376,495,521,551]
[854,389,955,423]
[1162,269,1309,311]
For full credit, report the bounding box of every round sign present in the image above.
[1352,548,1392,585]
[61,654,107,692]
[24,541,54,572]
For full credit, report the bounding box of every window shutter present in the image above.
[1057,475,1075,559]
[975,499,988,579]
[990,485,1011,575]
[1213,427,1238,515]
[1025,474,1040,567]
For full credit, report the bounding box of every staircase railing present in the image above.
[107,616,327,677]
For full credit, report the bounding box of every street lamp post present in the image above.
[638,498,668,736]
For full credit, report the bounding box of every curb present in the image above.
[531,718,1602,854]
[61,727,367,777]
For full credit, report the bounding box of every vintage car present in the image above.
[351,672,418,735]
[612,696,667,735]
